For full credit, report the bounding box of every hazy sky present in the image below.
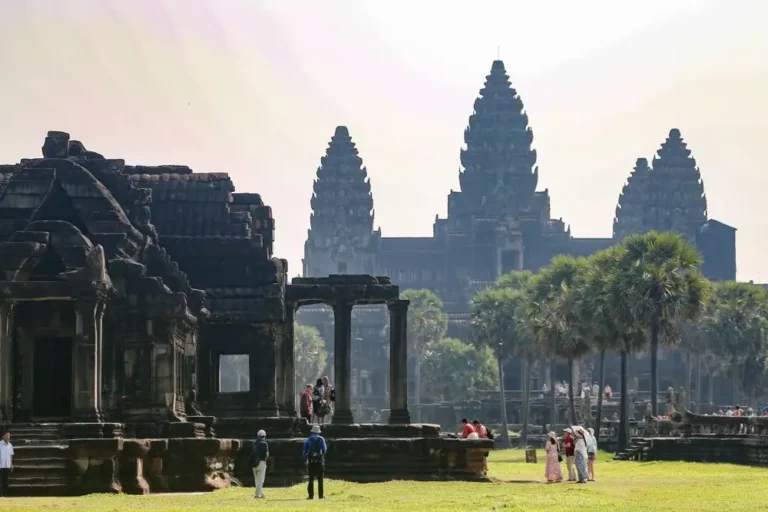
[1,1,767,281]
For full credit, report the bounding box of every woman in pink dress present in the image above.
[544,431,563,483]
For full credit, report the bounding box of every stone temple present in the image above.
[299,60,737,417]
[303,60,736,329]
[0,131,489,496]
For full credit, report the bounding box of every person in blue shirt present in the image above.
[248,429,269,499]
[302,425,327,499]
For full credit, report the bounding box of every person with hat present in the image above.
[248,429,269,499]
[544,431,563,483]
[572,426,589,483]
[303,425,328,499]
[563,427,576,481]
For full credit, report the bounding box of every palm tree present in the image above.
[470,281,529,449]
[573,247,624,444]
[496,270,535,446]
[402,289,448,422]
[529,255,591,426]
[619,232,710,416]
[704,282,768,408]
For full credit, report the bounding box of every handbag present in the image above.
[558,454,563,462]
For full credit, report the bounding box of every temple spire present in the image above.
[459,59,538,216]
[304,126,376,276]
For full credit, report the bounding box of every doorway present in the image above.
[33,337,73,418]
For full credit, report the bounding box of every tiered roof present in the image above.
[458,60,538,215]
[306,126,375,258]
[613,129,707,242]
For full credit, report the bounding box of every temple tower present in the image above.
[303,126,380,277]
[613,129,707,244]
[649,128,707,242]
[458,60,538,217]
[613,158,652,240]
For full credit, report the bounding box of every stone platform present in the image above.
[231,423,493,487]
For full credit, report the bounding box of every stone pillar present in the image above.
[0,302,13,421]
[333,301,354,424]
[73,300,105,421]
[388,299,411,425]
[283,303,297,416]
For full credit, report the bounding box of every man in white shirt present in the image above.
[0,431,13,497]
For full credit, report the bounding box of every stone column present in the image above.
[388,299,411,425]
[333,301,354,424]
[73,300,104,421]
[282,302,297,416]
[0,302,12,421]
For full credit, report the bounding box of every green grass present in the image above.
[3,450,767,511]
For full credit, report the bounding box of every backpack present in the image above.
[308,437,324,465]
[312,386,322,401]
[329,388,336,402]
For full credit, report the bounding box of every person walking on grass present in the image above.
[303,425,327,500]
[249,429,269,499]
[563,428,576,481]
[587,427,598,481]
[0,431,14,497]
[544,431,563,483]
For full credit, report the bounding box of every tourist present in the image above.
[563,428,576,481]
[544,431,563,483]
[592,382,599,398]
[472,420,490,473]
[611,412,619,422]
[0,431,12,497]
[322,376,334,423]
[461,418,478,439]
[572,426,589,483]
[248,429,269,499]
[586,427,597,481]
[312,378,325,424]
[604,385,613,399]
[541,382,550,394]
[303,425,327,500]
[300,384,314,423]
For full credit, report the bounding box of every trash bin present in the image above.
[525,446,537,463]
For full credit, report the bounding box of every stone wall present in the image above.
[234,436,492,487]
[640,436,768,466]
[66,437,239,495]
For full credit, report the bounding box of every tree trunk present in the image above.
[695,353,702,413]
[497,356,511,448]
[732,372,739,406]
[618,351,629,452]
[414,357,421,422]
[567,358,577,426]
[708,374,714,405]
[650,314,660,416]
[595,349,606,445]
[550,359,557,430]
[685,353,693,409]
[521,348,530,447]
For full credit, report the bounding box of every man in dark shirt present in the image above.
[302,425,327,499]
[248,429,269,499]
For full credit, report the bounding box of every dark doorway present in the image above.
[33,337,73,418]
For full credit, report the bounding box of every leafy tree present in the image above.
[703,282,768,407]
[401,289,448,420]
[294,323,328,398]
[619,231,710,415]
[421,337,498,402]
[471,282,528,448]
[529,255,591,425]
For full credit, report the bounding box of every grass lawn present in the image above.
[3,450,766,511]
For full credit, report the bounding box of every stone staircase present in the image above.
[613,437,651,461]
[3,423,70,496]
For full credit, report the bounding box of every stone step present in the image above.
[12,466,68,479]
[7,483,71,497]
[8,475,69,487]
[13,445,68,460]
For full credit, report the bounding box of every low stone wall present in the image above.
[234,436,493,487]
[68,437,240,495]
[640,436,768,466]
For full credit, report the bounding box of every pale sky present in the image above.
[1,1,767,281]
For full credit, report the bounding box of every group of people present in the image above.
[300,376,335,425]
[544,426,597,484]
[542,381,613,399]
[248,424,329,500]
